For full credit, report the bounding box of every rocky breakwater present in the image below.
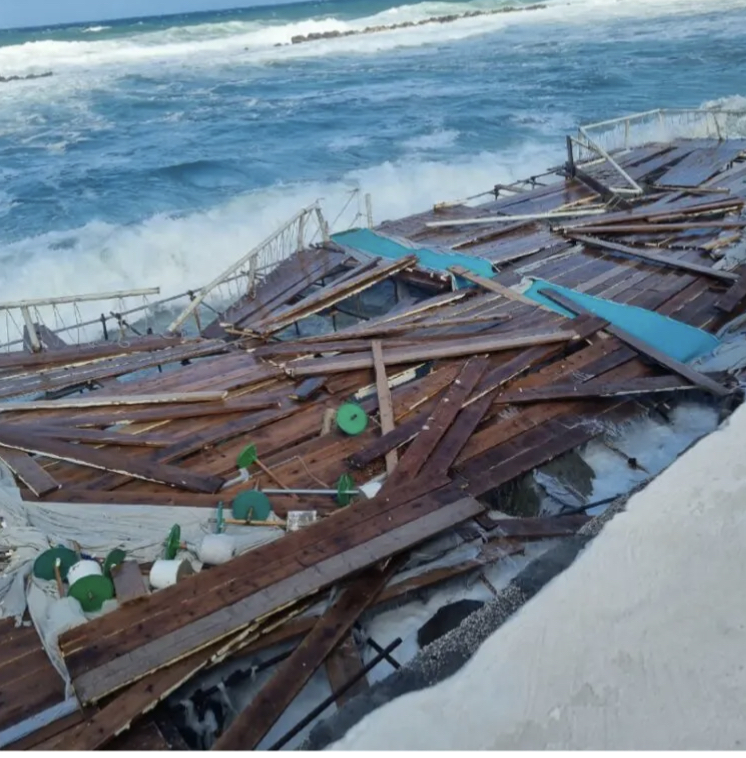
[288,4,547,45]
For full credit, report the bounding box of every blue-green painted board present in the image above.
[332,228,495,279]
[524,279,719,363]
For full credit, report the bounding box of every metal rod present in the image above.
[267,637,403,751]
[261,488,359,496]
[0,287,160,311]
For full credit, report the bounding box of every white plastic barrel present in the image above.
[198,534,235,565]
[149,558,194,589]
[67,559,102,586]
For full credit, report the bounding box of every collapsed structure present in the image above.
[1,108,746,750]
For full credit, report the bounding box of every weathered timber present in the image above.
[536,288,730,397]
[448,265,540,307]
[566,233,739,282]
[493,375,693,404]
[287,328,578,376]
[325,633,369,708]
[0,427,224,493]
[63,488,478,704]
[715,272,746,314]
[251,256,417,336]
[384,358,488,489]
[0,391,227,414]
[474,513,592,537]
[0,449,60,497]
[289,377,327,402]
[111,562,149,604]
[371,339,398,475]
[213,565,394,750]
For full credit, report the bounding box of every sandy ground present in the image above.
[332,402,746,750]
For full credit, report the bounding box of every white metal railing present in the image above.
[166,202,329,334]
[569,107,746,197]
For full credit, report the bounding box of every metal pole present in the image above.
[20,306,41,352]
[0,287,160,311]
[365,193,374,228]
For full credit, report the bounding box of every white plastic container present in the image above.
[149,558,194,589]
[198,534,235,565]
[67,559,102,586]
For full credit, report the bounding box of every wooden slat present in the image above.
[325,633,369,708]
[0,427,224,494]
[566,234,738,282]
[493,374,693,404]
[65,491,481,705]
[0,449,60,497]
[715,272,746,314]
[213,565,393,750]
[111,562,149,604]
[287,328,578,376]
[0,391,228,413]
[371,339,398,475]
[448,265,541,307]
[536,289,731,398]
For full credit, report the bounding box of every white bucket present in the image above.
[67,559,102,586]
[198,534,235,565]
[149,559,194,590]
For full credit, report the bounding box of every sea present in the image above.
[1,0,746,314]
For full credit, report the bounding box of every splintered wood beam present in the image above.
[447,265,540,307]
[287,328,578,376]
[383,357,488,491]
[562,222,746,234]
[371,339,398,475]
[325,633,369,708]
[493,375,694,404]
[0,427,224,494]
[212,565,394,751]
[0,391,228,413]
[536,288,730,398]
[566,233,739,282]
[0,449,60,497]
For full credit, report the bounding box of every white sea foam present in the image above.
[403,129,460,150]
[0,0,742,79]
[0,141,558,332]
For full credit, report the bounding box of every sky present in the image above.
[0,0,299,30]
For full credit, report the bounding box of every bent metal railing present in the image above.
[569,107,746,197]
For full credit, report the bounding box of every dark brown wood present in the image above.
[325,633,369,708]
[0,448,60,497]
[213,565,393,750]
[289,377,327,401]
[493,374,693,404]
[715,272,746,314]
[474,513,592,537]
[536,288,731,398]
[0,426,224,493]
[111,561,149,604]
[567,233,738,282]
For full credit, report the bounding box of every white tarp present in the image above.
[0,462,282,691]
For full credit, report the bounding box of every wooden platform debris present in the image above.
[2,130,745,750]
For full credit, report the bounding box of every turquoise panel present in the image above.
[524,278,719,363]
[332,228,495,279]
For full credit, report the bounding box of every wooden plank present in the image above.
[213,565,393,750]
[0,449,60,497]
[55,640,229,750]
[287,328,578,376]
[111,561,149,604]
[66,493,481,705]
[493,375,693,404]
[565,222,746,234]
[289,377,326,402]
[371,339,398,475]
[475,513,592,537]
[566,234,738,282]
[386,358,488,488]
[0,427,224,494]
[0,391,227,413]
[448,265,541,307]
[536,288,731,398]
[655,144,746,187]
[715,272,746,314]
[325,633,369,708]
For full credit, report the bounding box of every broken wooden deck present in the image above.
[2,128,746,749]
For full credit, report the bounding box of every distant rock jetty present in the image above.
[288,4,547,45]
[0,71,53,84]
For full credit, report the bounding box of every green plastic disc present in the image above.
[33,547,78,582]
[103,549,127,579]
[236,444,258,470]
[336,403,368,436]
[232,490,272,522]
[68,575,114,613]
[164,524,182,560]
[336,473,357,507]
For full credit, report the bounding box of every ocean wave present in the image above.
[0,140,559,329]
[0,0,741,76]
[82,26,112,33]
